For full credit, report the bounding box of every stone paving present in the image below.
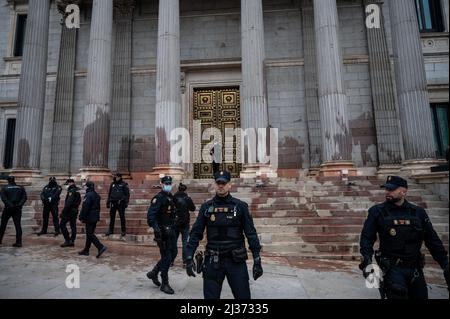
[0,235,448,299]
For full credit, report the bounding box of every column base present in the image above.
[319,161,357,177]
[148,166,185,181]
[377,164,402,176]
[240,164,278,179]
[78,167,112,183]
[400,159,447,176]
[10,169,42,184]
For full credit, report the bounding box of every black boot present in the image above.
[160,274,174,295]
[146,267,161,287]
[60,241,71,248]
[37,230,47,236]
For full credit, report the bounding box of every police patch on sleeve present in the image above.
[152,198,157,204]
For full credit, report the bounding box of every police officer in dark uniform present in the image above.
[38,176,62,236]
[185,171,263,299]
[0,176,27,247]
[106,173,130,237]
[78,181,107,258]
[146,175,177,295]
[359,176,449,299]
[172,182,196,267]
[59,179,81,248]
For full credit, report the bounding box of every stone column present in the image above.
[12,0,50,179]
[109,0,134,176]
[364,0,403,174]
[313,0,355,176]
[302,0,322,170]
[50,1,79,177]
[389,0,441,174]
[80,0,114,181]
[240,0,275,178]
[151,0,183,178]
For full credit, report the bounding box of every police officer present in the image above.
[59,179,81,248]
[38,176,62,236]
[78,181,107,258]
[172,182,196,267]
[106,173,130,237]
[0,176,27,247]
[359,176,449,299]
[146,176,177,295]
[185,170,263,299]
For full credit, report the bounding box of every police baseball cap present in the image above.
[49,176,56,181]
[7,176,15,183]
[381,176,408,191]
[85,181,95,189]
[214,171,231,183]
[64,178,75,185]
[160,176,172,184]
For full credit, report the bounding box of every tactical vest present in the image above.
[204,200,245,247]
[157,194,176,227]
[109,182,127,201]
[378,205,424,260]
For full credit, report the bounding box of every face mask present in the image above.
[162,184,172,193]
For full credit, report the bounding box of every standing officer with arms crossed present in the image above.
[359,176,449,299]
[146,176,177,295]
[0,176,27,247]
[105,173,130,237]
[38,176,62,236]
[185,171,263,299]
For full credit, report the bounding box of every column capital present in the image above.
[113,0,135,18]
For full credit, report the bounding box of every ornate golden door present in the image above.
[193,87,242,179]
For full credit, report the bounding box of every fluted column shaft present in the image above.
[82,0,113,168]
[154,0,181,167]
[13,0,50,170]
[389,0,436,160]
[241,0,269,164]
[313,0,352,162]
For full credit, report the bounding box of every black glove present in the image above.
[444,264,449,290]
[253,257,263,281]
[186,257,196,277]
[359,257,373,278]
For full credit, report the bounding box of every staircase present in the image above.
[6,175,449,261]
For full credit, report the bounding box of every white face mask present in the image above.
[162,184,172,193]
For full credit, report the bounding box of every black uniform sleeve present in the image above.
[186,202,208,258]
[54,185,62,201]
[124,183,130,205]
[40,187,46,202]
[147,194,162,231]
[420,208,449,269]
[107,183,113,204]
[359,206,380,261]
[18,187,27,207]
[240,201,262,259]
[79,193,92,221]
[74,192,81,208]
[0,186,13,207]
[187,196,196,212]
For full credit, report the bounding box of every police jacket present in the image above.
[173,191,196,227]
[62,185,81,215]
[40,182,62,206]
[360,200,449,269]
[107,180,130,204]
[79,188,101,224]
[147,191,176,233]
[186,193,261,258]
[0,182,27,209]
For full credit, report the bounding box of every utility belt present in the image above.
[195,247,248,272]
[375,250,425,271]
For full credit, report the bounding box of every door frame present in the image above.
[182,69,242,178]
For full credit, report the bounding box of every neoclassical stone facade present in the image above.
[0,0,448,180]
